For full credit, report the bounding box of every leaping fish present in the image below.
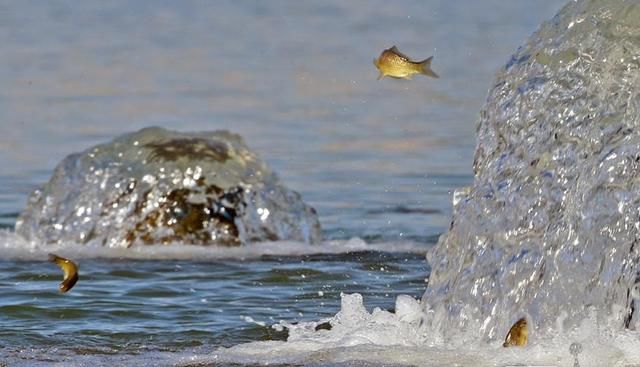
[49,253,79,293]
[373,46,439,80]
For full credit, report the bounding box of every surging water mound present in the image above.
[423,0,640,341]
[16,127,321,247]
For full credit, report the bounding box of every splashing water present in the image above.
[204,293,640,367]
[570,342,583,367]
[423,0,640,342]
[15,127,321,248]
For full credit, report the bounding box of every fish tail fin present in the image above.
[48,253,60,263]
[418,56,439,78]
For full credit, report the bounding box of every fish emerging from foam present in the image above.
[49,253,79,293]
[503,317,528,347]
[373,46,439,80]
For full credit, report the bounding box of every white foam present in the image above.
[3,292,639,367]
[200,293,640,367]
[0,230,428,261]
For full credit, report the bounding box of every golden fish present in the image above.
[503,317,528,347]
[373,46,439,80]
[49,253,79,293]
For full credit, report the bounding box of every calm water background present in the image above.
[0,1,563,364]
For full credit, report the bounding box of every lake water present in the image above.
[0,1,565,365]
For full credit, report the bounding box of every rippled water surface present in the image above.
[0,1,564,365]
[0,252,426,351]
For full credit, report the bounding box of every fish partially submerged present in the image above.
[373,46,439,80]
[503,317,528,347]
[49,253,79,293]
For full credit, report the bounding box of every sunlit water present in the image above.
[0,1,568,366]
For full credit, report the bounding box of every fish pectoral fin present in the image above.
[419,56,439,78]
[377,72,385,80]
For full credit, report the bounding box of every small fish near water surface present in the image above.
[373,46,439,80]
[49,253,79,293]
[503,317,528,347]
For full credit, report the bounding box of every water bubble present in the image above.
[569,342,582,367]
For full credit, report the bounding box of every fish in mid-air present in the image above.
[503,317,528,347]
[373,46,439,80]
[49,253,79,293]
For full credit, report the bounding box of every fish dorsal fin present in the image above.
[388,45,410,61]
